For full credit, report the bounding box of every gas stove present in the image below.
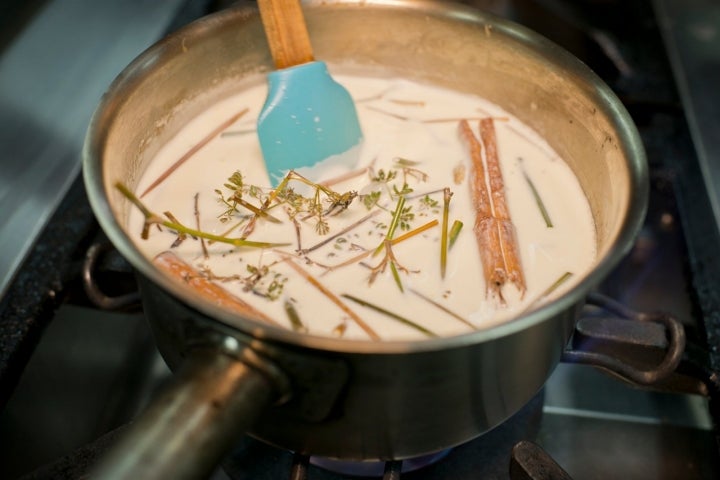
[1,0,719,479]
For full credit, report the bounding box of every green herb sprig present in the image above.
[116,182,288,249]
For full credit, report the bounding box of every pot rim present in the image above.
[83,0,648,355]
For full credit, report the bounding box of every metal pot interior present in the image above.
[83,0,647,351]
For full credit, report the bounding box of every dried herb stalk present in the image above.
[234,197,283,223]
[391,219,438,243]
[141,108,248,197]
[283,257,381,340]
[303,209,381,254]
[323,219,438,273]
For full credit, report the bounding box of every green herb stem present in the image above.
[521,271,573,314]
[373,195,406,257]
[283,258,381,341]
[389,261,404,293]
[323,219,438,273]
[541,271,573,298]
[440,187,452,279]
[235,197,282,223]
[523,171,553,228]
[448,220,463,249]
[342,294,437,337]
[116,182,289,249]
[408,288,476,330]
[283,299,307,333]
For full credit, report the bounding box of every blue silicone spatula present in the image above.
[256,0,363,186]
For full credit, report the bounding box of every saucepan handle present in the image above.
[91,345,290,480]
[562,292,686,385]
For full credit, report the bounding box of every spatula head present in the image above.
[258,61,362,185]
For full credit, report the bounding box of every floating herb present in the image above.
[216,171,280,223]
[265,170,357,234]
[220,128,255,137]
[393,157,421,167]
[389,99,426,106]
[365,105,412,121]
[408,288,476,330]
[163,211,187,248]
[282,257,381,340]
[341,294,437,337]
[302,209,381,254]
[522,167,553,228]
[374,196,406,256]
[440,187,452,279]
[236,197,282,223]
[332,320,348,338]
[392,183,414,198]
[242,264,287,301]
[362,191,382,210]
[389,261,404,293]
[322,219,438,274]
[283,299,308,333]
[540,271,573,298]
[399,166,428,184]
[419,194,439,211]
[390,219,438,243]
[521,272,573,314]
[448,220,463,250]
[194,193,209,259]
[371,169,397,184]
[453,163,466,185]
[368,239,412,292]
[366,196,411,290]
[116,182,289,249]
[141,109,248,197]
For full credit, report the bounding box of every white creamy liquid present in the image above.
[129,75,597,341]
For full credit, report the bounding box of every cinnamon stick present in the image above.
[459,119,506,298]
[479,118,526,295]
[153,251,280,326]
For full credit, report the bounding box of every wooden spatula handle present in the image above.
[257,0,315,69]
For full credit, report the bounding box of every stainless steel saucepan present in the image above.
[83,1,650,478]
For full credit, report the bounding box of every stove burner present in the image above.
[308,450,452,477]
[220,393,545,479]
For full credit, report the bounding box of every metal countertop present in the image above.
[0,0,186,299]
